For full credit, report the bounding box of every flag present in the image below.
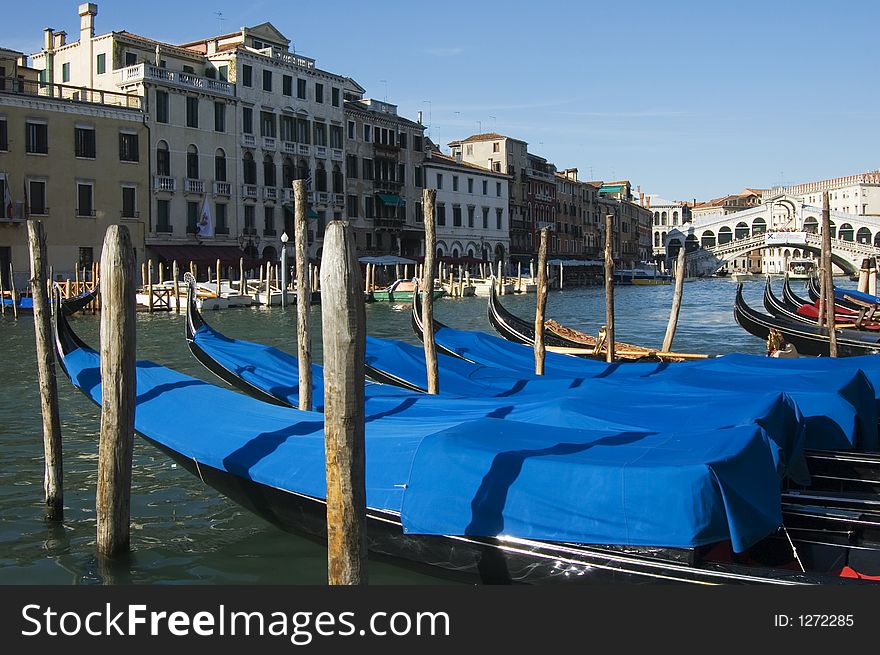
[305,171,312,190]
[196,195,213,238]
[1,174,12,220]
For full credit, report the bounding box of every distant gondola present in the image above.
[2,285,98,316]
[733,282,880,357]
[770,276,880,330]
[807,274,880,314]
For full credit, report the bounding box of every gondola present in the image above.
[764,277,880,331]
[1,285,97,316]
[56,296,880,584]
[184,277,880,548]
[807,274,880,314]
[485,281,685,362]
[734,283,880,357]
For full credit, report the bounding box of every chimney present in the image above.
[53,31,67,48]
[454,150,462,164]
[417,110,422,125]
[43,28,55,51]
[79,3,98,40]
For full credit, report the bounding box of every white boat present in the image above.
[786,258,817,280]
[730,271,761,282]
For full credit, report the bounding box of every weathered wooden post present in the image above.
[604,214,616,363]
[319,220,368,585]
[158,261,164,285]
[27,220,63,521]
[97,225,136,556]
[239,257,246,294]
[662,244,687,352]
[422,188,439,394]
[559,261,564,290]
[534,228,549,375]
[0,267,5,316]
[870,257,878,297]
[172,260,180,313]
[497,259,505,295]
[216,258,221,298]
[9,262,18,319]
[858,258,870,294]
[294,179,312,411]
[280,232,289,308]
[821,191,837,356]
[517,261,522,292]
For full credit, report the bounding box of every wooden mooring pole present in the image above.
[27,220,63,521]
[0,265,5,316]
[604,214,616,363]
[870,257,878,297]
[172,260,180,313]
[421,189,439,394]
[320,220,368,585]
[97,225,136,556]
[294,179,312,411]
[858,258,871,294]
[9,262,18,319]
[534,228,549,375]
[821,191,837,356]
[662,245,687,352]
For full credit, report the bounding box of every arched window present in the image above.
[803,217,818,233]
[718,226,733,244]
[735,222,749,240]
[661,211,667,226]
[839,223,854,241]
[752,217,766,234]
[186,144,199,180]
[296,158,309,181]
[263,154,276,187]
[701,230,716,248]
[282,157,294,187]
[156,140,170,176]
[332,164,343,194]
[214,148,226,182]
[654,232,660,247]
[243,151,256,184]
[315,164,327,192]
[672,211,679,226]
[857,227,871,244]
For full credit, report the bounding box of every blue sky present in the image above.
[3,0,879,201]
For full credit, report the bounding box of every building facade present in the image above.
[0,57,148,287]
[422,150,510,264]
[764,171,880,217]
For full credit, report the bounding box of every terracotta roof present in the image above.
[447,132,510,146]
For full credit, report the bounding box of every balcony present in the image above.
[315,145,328,159]
[510,219,530,231]
[374,216,404,231]
[153,176,176,192]
[525,167,554,182]
[264,187,278,201]
[330,148,344,161]
[307,191,315,203]
[375,179,402,194]
[282,141,297,155]
[214,181,231,196]
[115,64,234,97]
[297,144,311,156]
[375,142,400,154]
[242,226,257,236]
[280,188,294,202]
[535,192,553,203]
[263,137,276,151]
[184,179,205,194]
[317,192,330,204]
[332,193,345,206]
[242,134,256,148]
[242,184,258,199]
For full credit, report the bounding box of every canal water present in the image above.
[0,276,850,585]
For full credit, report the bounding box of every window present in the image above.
[262,69,272,92]
[187,201,199,234]
[74,126,96,158]
[242,107,253,134]
[347,194,358,218]
[119,132,139,162]
[347,120,355,139]
[0,118,7,150]
[467,206,474,228]
[346,155,358,178]
[296,118,310,144]
[492,142,499,152]
[363,124,372,142]
[186,96,199,128]
[264,206,275,235]
[242,153,256,184]
[414,166,423,188]
[482,180,488,195]
[96,53,106,74]
[437,203,446,226]
[453,205,462,227]
[156,143,170,176]
[467,178,474,194]
[331,87,340,106]
[186,146,199,179]
[218,65,228,81]
[399,131,407,149]
[156,199,171,232]
[329,125,343,149]
[364,196,374,218]
[313,122,326,146]
[283,74,292,96]
[76,183,94,217]
[413,135,423,152]
[242,64,252,87]
[155,90,169,123]
[125,52,137,67]
[398,163,405,186]
[78,247,94,272]
[453,176,459,192]
[260,111,276,138]
[25,121,48,154]
[362,158,374,180]
[297,78,306,99]
[496,208,503,230]
[214,102,225,132]
[315,83,323,103]
[215,203,228,234]
[436,173,443,190]
[28,180,47,214]
[62,62,70,82]
[482,207,489,229]
[263,155,276,187]
[121,186,137,218]
[415,201,423,223]
[215,150,226,181]
[244,204,255,232]
[496,182,502,197]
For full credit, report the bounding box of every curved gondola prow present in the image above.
[52,287,93,380]
[59,284,100,316]
[410,279,476,362]
[783,275,813,309]
[183,272,291,408]
[487,278,532,345]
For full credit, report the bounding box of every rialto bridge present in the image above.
[654,194,880,275]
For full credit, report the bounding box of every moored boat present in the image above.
[370,278,446,302]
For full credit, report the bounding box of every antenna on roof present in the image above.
[214,11,224,33]
[379,79,387,102]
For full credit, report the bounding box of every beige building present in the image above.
[343,98,426,258]
[691,188,763,221]
[764,171,880,217]
[1,49,147,289]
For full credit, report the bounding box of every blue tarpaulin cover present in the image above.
[59,339,787,552]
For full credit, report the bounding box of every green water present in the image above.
[0,277,832,584]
